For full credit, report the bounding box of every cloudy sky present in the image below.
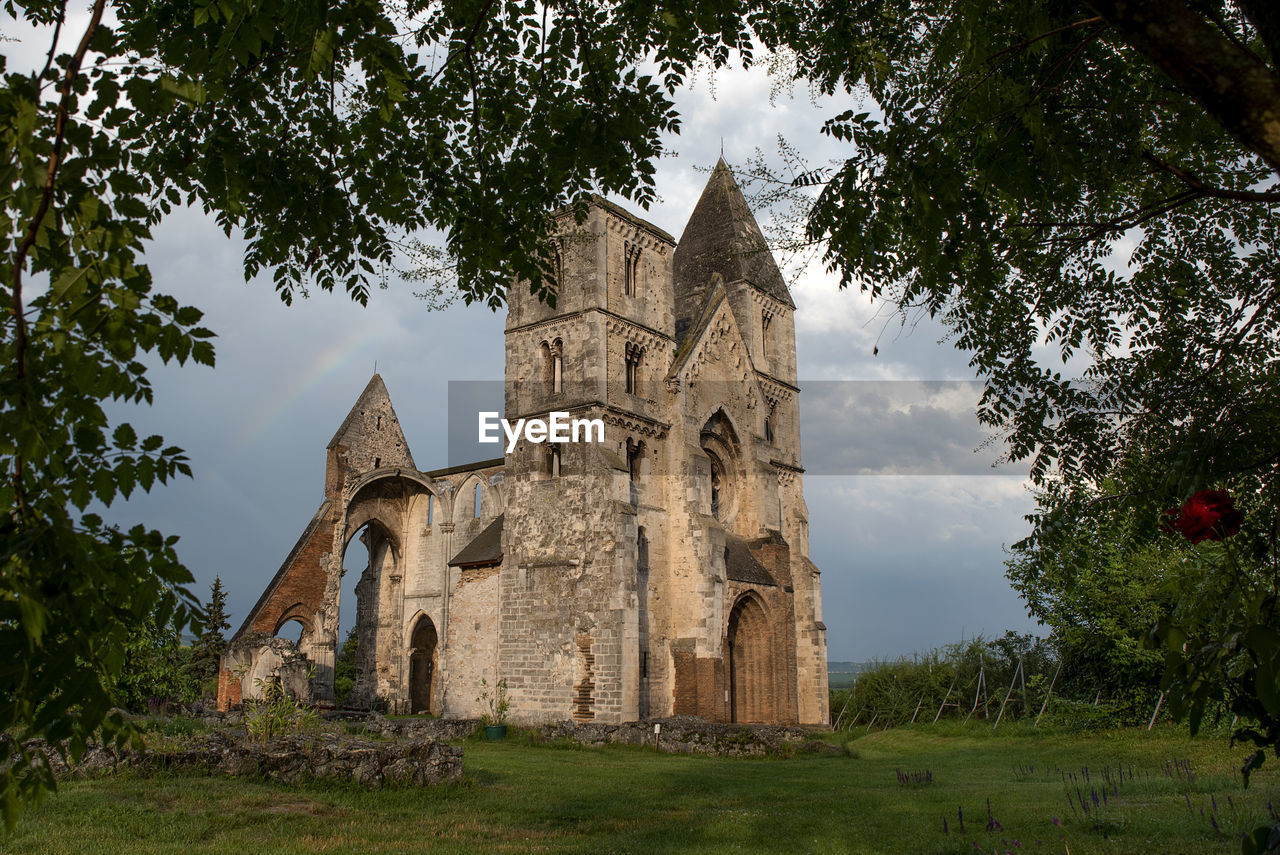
[10,23,1042,661]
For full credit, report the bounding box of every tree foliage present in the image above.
[113,604,197,714]
[186,576,229,697]
[0,0,774,827]
[1150,479,1280,794]
[768,0,1279,491]
[759,1,1280,830]
[1006,479,1178,712]
[333,626,358,707]
[4,0,1279,834]
[830,633,1059,731]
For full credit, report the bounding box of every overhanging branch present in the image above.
[1088,0,1280,175]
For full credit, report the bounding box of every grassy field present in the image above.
[8,723,1277,854]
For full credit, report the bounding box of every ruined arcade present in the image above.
[218,162,829,725]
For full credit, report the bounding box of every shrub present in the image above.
[243,673,319,743]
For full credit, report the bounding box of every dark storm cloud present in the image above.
[805,477,1040,659]
[800,381,1029,476]
[83,57,1042,660]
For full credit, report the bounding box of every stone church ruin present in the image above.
[218,161,829,725]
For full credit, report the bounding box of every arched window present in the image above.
[701,410,740,524]
[761,311,772,360]
[637,525,651,716]
[625,342,642,395]
[709,455,724,519]
[473,482,482,518]
[547,446,561,478]
[427,493,434,524]
[541,339,564,395]
[552,339,563,394]
[274,618,306,646]
[624,242,641,297]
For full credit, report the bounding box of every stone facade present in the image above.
[219,161,829,725]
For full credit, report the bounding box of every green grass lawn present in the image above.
[8,724,1277,854]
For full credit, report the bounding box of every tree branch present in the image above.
[985,16,1106,66]
[9,0,106,513]
[1142,150,1280,202]
[1087,0,1280,175]
[1237,0,1280,68]
[37,1,67,86]
[1011,187,1202,244]
[426,0,496,85]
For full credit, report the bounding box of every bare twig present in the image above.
[426,0,497,85]
[37,1,68,86]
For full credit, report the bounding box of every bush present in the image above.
[832,633,1056,730]
[243,674,319,743]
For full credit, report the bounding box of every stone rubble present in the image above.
[34,731,463,788]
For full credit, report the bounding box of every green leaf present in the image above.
[307,28,337,80]
[1241,823,1273,855]
[159,74,206,105]
[112,423,138,450]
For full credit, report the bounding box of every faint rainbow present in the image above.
[235,326,381,447]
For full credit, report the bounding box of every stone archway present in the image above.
[408,615,438,715]
[727,594,776,723]
[339,520,399,708]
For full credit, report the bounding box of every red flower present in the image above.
[1161,489,1244,544]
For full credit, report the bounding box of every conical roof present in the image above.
[327,373,416,471]
[673,159,794,309]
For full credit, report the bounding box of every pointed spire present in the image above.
[327,374,416,473]
[673,160,795,312]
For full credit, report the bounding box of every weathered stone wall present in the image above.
[442,562,499,718]
[220,635,316,709]
[533,716,831,758]
[498,469,631,723]
[782,471,829,724]
[326,375,416,477]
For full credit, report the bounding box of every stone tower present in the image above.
[501,199,676,722]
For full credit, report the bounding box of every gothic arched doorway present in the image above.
[408,615,438,715]
[727,594,775,723]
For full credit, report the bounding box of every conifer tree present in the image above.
[187,577,230,695]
